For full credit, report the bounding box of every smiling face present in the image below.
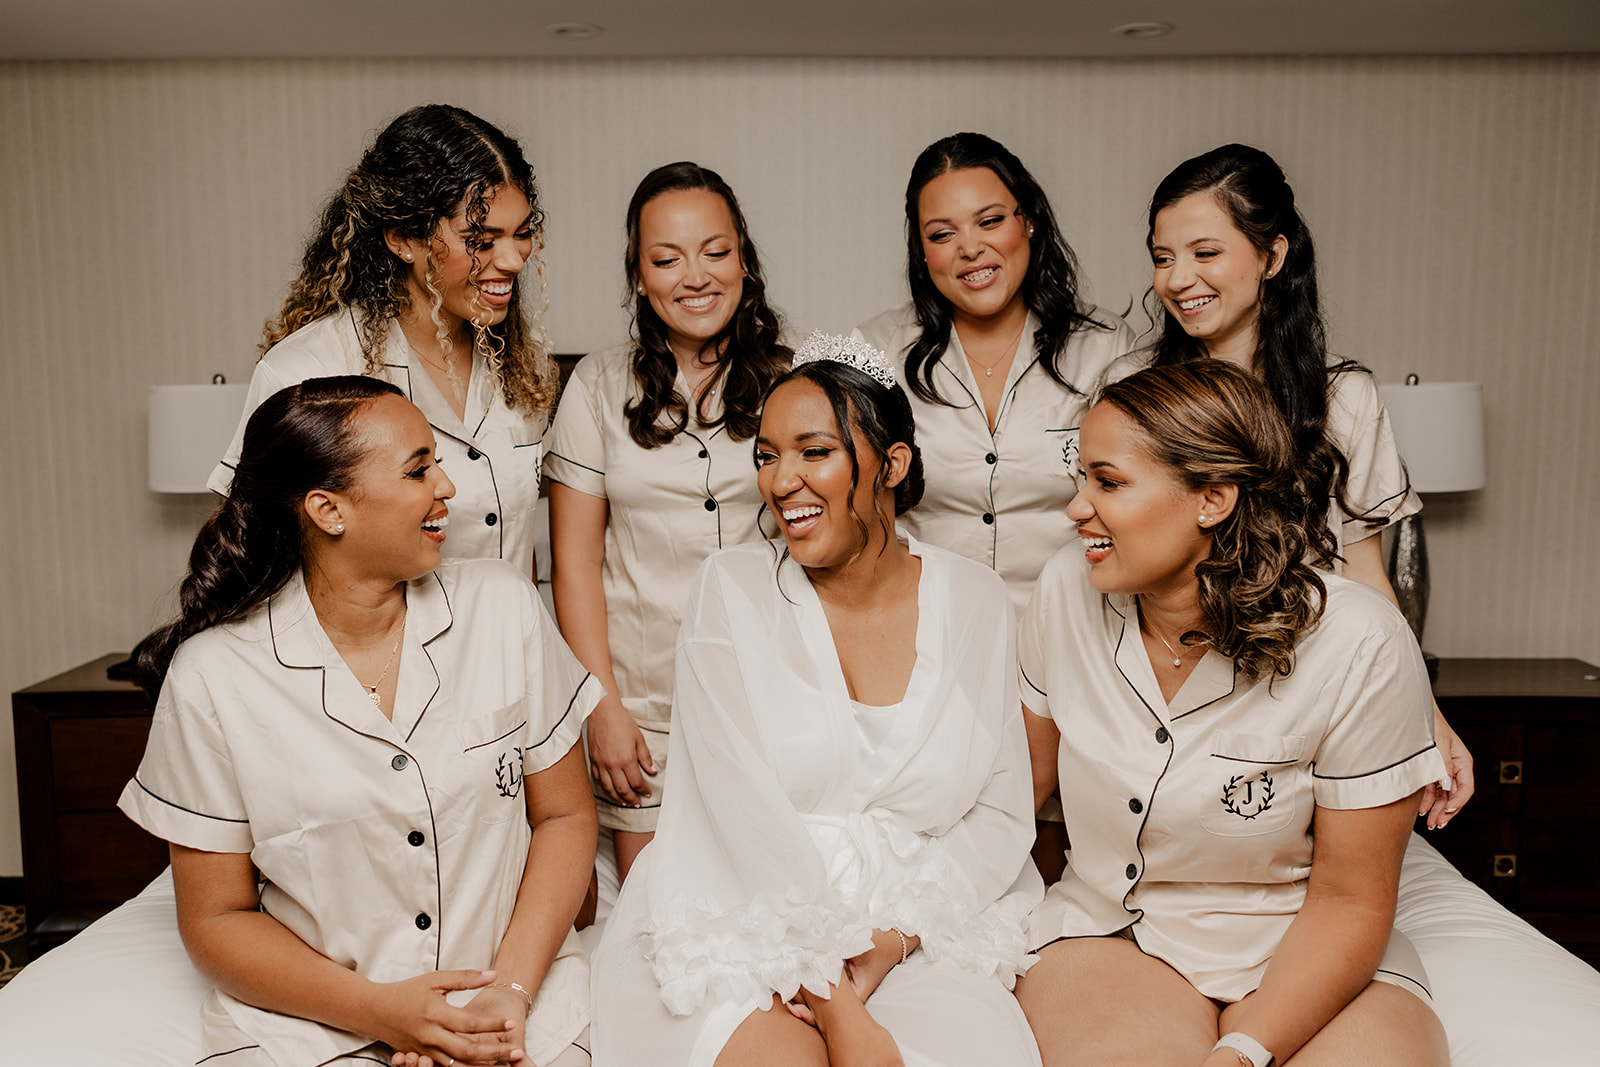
[327,394,456,582]
[756,378,905,576]
[1150,190,1285,370]
[637,187,745,358]
[1065,401,1214,599]
[391,184,534,335]
[917,166,1032,328]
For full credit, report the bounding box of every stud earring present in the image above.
[404,253,413,262]
[333,523,344,534]
[1199,515,1211,526]
[636,284,645,295]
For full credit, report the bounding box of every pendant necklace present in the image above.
[1138,597,1196,669]
[360,606,407,707]
[964,317,1028,378]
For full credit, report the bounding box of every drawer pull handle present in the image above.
[1493,854,1518,878]
[1498,760,1523,785]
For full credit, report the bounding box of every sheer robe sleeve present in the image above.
[641,544,1040,1017]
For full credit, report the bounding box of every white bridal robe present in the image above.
[591,535,1044,1066]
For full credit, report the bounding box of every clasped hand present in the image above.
[378,970,532,1067]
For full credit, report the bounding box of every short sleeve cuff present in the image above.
[1312,744,1447,810]
[118,777,254,853]
[1018,665,1049,718]
[540,452,606,498]
[520,672,602,776]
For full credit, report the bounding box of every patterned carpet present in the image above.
[0,904,27,988]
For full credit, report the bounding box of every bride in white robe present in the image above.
[592,336,1044,1066]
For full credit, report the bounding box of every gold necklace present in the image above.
[962,317,1028,379]
[1137,598,1200,669]
[360,606,407,707]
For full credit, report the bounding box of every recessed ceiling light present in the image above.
[1111,21,1173,39]
[546,22,603,41]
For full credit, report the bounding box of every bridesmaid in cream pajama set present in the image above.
[854,132,1135,619]
[546,162,791,884]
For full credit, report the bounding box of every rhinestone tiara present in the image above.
[791,330,898,390]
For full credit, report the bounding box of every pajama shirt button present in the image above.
[704,499,717,511]
[408,831,425,846]
[698,449,708,459]
[416,913,431,930]
[391,754,409,771]
[1128,798,1143,814]
[982,513,994,524]
[485,512,498,526]
[1154,727,1169,744]
[985,453,997,464]
[467,447,481,461]
[1125,864,1138,880]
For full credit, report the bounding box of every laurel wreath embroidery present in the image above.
[1220,772,1275,819]
[1061,434,1080,474]
[494,746,526,800]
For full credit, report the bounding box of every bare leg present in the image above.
[613,829,654,885]
[1015,937,1219,1067]
[716,996,829,1067]
[1251,982,1448,1067]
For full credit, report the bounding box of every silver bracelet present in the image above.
[490,980,535,1015]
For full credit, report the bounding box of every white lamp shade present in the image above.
[148,383,249,493]
[1379,380,1487,493]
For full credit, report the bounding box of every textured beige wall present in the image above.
[2,55,1597,876]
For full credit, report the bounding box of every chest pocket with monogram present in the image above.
[1197,731,1306,838]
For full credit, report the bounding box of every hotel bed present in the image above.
[0,834,1596,1064]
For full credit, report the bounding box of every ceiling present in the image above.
[4,0,1599,61]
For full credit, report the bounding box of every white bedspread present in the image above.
[0,835,1595,1065]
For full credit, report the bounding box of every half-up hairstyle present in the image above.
[622,162,791,448]
[1099,361,1329,683]
[1144,143,1384,538]
[262,104,555,416]
[132,376,402,699]
[758,360,925,566]
[901,132,1116,406]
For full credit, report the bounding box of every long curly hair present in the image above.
[131,376,403,699]
[622,162,791,448]
[261,104,555,415]
[1144,144,1385,548]
[1099,361,1328,683]
[900,132,1116,406]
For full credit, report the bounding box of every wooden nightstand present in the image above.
[1426,657,1600,968]
[11,653,169,952]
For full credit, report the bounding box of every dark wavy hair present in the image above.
[901,132,1114,406]
[622,162,791,448]
[131,376,403,699]
[262,104,554,415]
[758,357,926,565]
[1144,143,1384,542]
[1099,361,1328,683]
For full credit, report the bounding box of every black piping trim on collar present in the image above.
[1110,597,1170,923]
[197,1045,261,1062]
[682,428,725,549]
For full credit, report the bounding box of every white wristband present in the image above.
[1213,1032,1275,1067]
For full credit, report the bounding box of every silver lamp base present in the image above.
[1387,513,1438,681]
